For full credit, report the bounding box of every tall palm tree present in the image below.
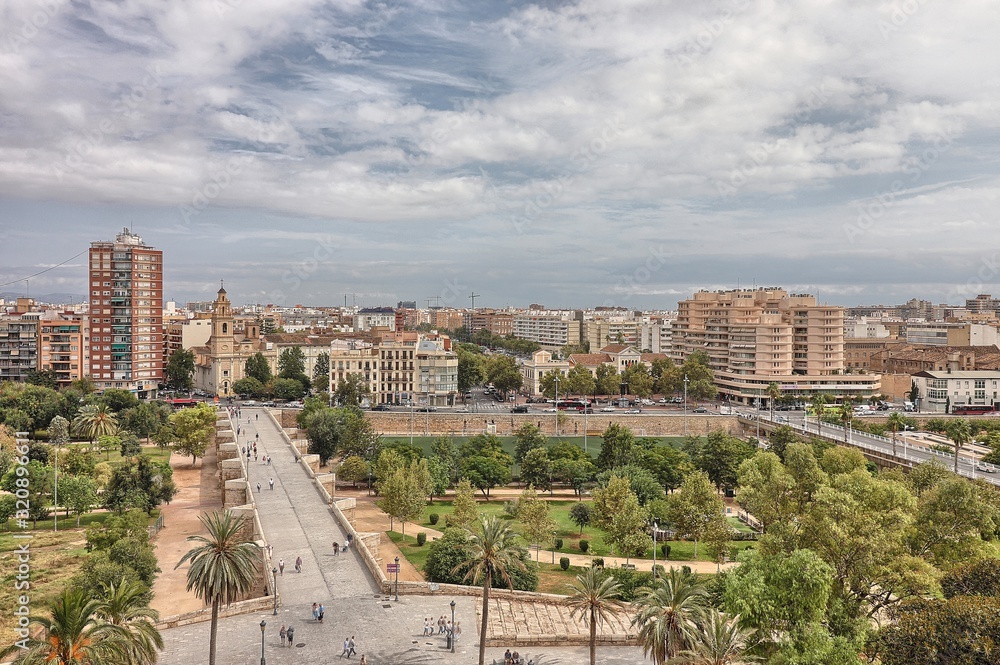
[809,394,828,434]
[564,567,628,665]
[72,403,118,444]
[838,397,853,443]
[95,581,163,665]
[766,382,780,422]
[680,609,759,665]
[452,515,527,665]
[0,587,129,664]
[886,411,906,458]
[946,418,972,474]
[631,567,709,665]
[176,511,262,665]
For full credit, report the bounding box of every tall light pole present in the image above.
[53,442,58,532]
[394,556,400,601]
[271,567,278,615]
[651,518,659,579]
[552,530,557,564]
[259,620,267,665]
[450,600,456,653]
[553,374,560,437]
[683,374,689,436]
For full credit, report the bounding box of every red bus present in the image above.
[166,398,198,410]
[557,400,591,411]
[952,404,995,415]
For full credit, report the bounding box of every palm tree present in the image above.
[838,397,853,443]
[766,382,780,422]
[564,567,627,665]
[809,394,828,434]
[452,515,527,665]
[680,608,759,665]
[72,403,118,445]
[946,418,972,474]
[886,411,906,458]
[0,587,129,664]
[176,511,262,665]
[631,567,709,664]
[95,581,163,665]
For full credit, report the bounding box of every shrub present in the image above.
[607,567,654,601]
[554,538,563,550]
[416,532,427,547]
[429,513,439,526]
[560,557,570,571]
[660,543,671,558]
[579,539,589,553]
[503,499,519,518]
[592,557,604,568]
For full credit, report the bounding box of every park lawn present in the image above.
[418,500,747,563]
[387,531,434,573]
[727,516,757,533]
[62,442,173,467]
[0,528,91,647]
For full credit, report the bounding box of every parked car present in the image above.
[976,463,996,473]
[415,406,438,412]
[639,399,654,406]
[261,401,276,407]
[242,400,258,406]
[670,397,684,404]
[657,398,668,404]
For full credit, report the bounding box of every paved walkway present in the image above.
[158,408,647,664]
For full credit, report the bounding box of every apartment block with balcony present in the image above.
[512,311,582,350]
[912,370,1000,413]
[37,312,89,388]
[0,313,40,382]
[672,288,879,404]
[582,318,639,351]
[88,229,163,395]
[464,309,514,336]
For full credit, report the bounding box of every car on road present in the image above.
[625,408,641,414]
[261,401,276,407]
[371,404,392,411]
[414,406,438,412]
[657,398,668,404]
[510,405,529,413]
[976,463,996,473]
[543,407,557,412]
[242,400,258,406]
[692,407,709,414]
[455,407,469,413]
[600,406,617,412]
[670,397,684,404]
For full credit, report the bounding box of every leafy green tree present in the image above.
[373,448,406,492]
[59,474,98,526]
[244,352,272,385]
[607,491,653,562]
[451,515,528,665]
[96,388,140,414]
[1,459,51,527]
[770,623,863,665]
[333,373,370,408]
[680,351,717,401]
[377,463,427,536]
[277,345,306,377]
[449,478,479,528]
[631,567,710,664]
[566,364,596,398]
[768,425,799,461]
[456,345,485,394]
[426,455,450,499]
[513,423,547,464]
[176,511,262,665]
[516,485,556,548]
[564,567,627,665]
[597,423,635,470]
[665,470,726,558]
[272,377,307,401]
[425,527,473,584]
[164,348,196,391]
[639,445,692,493]
[819,446,868,476]
[941,558,1000,599]
[484,354,523,398]
[595,364,620,397]
[0,494,16,530]
[571,501,592,534]
[520,447,552,492]
[462,455,512,498]
[622,363,655,398]
[103,455,176,514]
[312,351,330,392]
[122,401,170,443]
[870,596,1000,665]
[0,588,134,665]
[736,451,797,532]
[691,430,756,491]
[169,402,215,465]
[908,476,998,563]
[431,436,458,481]
[232,377,265,398]
[305,408,345,465]
[337,455,370,487]
[25,368,59,389]
[119,432,142,458]
[596,464,664,506]
[538,369,563,400]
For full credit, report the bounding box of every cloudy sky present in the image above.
[1,0,999,310]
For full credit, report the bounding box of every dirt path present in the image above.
[149,444,222,617]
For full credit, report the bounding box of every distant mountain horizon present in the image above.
[0,292,88,305]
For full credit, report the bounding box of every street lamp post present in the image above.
[683,374,689,436]
[272,567,278,615]
[651,519,659,579]
[259,620,267,665]
[450,600,456,653]
[553,375,560,436]
[552,531,557,564]
[394,556,400,602]
[53,442,58,532]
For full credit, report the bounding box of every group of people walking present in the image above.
[423,615,461,640]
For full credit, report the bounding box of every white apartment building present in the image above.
[512,311,582,350]
[911,370,1000,413]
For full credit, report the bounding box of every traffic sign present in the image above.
[386,563,399,573]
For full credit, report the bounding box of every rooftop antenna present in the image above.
[344,293,356,307]
[425,296,442,308]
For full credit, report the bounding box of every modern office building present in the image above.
[87,229,163,395]
[671,288,879,404]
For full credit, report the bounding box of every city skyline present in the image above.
[2,1,1000,308]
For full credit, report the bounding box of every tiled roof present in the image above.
[569,353,612,366]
